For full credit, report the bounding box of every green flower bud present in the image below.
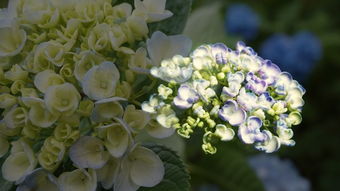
[0,93,17,109]
[77,99,94,117]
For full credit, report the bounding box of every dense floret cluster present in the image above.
[0,0,187,190]
[143,42,305,154]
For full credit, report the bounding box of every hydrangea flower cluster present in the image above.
[260,32,322,81]
[0,0,192,190]
[143,42,305,154]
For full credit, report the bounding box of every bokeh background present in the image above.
[184,0,340,191]
[1,0,339,191]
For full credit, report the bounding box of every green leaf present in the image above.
[138,144,191,191]
[148,0,193,35]
[189,145,265,191]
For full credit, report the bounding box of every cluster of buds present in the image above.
[143,42,305,154]
[0,0,192,190]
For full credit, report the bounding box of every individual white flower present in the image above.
[82,61,120,100]
[123,105,150,130]
[214,124,235,141]
[96,157,120,189]
[0,24,27,57]
[192,79,216,102]
[237,87,258,111]
[34,41,65,67]
[276,126,295,146]
[173,84,199,109]
[146,119,175,138]
[128,47,151,73]
[44,83,81,116]
[1,139,37,182]
[238,116,267,144]
[74,51,105,82]
[133,0,173,22]
[156,105,179,128]
[34,70,64,93]
[26,97,59,128]
[218,99,246,126]
[147,31,192,66]
[112,145,165,191]
[150,55,193,83]
[16,169,59,191]
[255,130,281,153]
[91,97,125,122]
[157,84,173,99]
[141,95,164,114]
[58,168,97,191]
[99,122,131,158]
[69,136,109,169]
[3,106,27,129]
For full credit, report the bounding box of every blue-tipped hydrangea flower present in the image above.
[248,154,311,191]
[225,4,260,40]
[260,32,322,81]
[143,41,305,154]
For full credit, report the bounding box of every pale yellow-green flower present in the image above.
[145,119,175,139]
[1,139,37,182]
[0,93,17,109]
[34,70,64,93]
[0,24,27,57]
[123,105,150,130]
[69,136,109,169]
[133,0,173,22]
[16,169,60,191]
[91,97,125,122]
[99,122,130,158]
[128,47,151,73]
[3,106,27,129]
[54,123,80,147]
[38,137,65,172]
[0,120,21,136]
[58,168,97,191]
[110,25,127,50]
[122,15,149,42]
[82,62,120,100]
[21,122,41,140]
[77,99,94,117]
[44,83,81,116]
[87,23,112,52]
[115,81,132,99]
[10,80,26,94]
[34,41,65,68]
[4,64,28,82]
[114,145,164,191]
[96,156,120,189]
[74,51,105,82]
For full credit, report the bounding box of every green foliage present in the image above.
[138,144,191,191]
[189,143,265,191]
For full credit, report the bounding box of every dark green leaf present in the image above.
[138,144,191,191]
[189,145,265,191]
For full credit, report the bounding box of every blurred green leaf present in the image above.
[148,0,193,35]
[138,144,191,191]
[189,145,265,191]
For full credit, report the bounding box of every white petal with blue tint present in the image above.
[147,31,192,66]
[129,146,164,187]
[69,136,109,169]
[227,71,245,84]
[218,100,246,126]
[255,130,281,153]
[237,88,258,111]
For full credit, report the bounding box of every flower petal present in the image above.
[129,146,164,187]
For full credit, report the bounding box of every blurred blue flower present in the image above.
[198,184,220,191]
[260,32,322,82]
[248,154,311,191]
[225,4,260,40]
